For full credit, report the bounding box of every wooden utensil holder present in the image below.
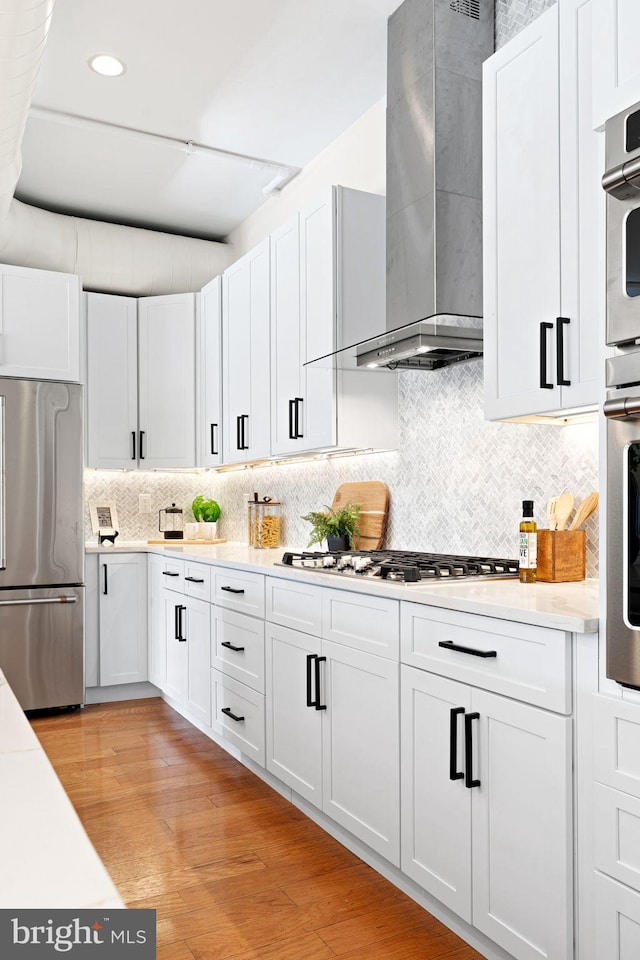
[536,530,586,582]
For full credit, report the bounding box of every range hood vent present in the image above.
[308,0,494,373]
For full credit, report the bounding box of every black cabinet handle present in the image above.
[139,430,145,459]
[449,707,465,781]
[185,576,205,584]
[174,604,180,640]
[314,655,327,711]
[162,571,179,577]
[439,640,497,659]
[220,640,245,653]
[179,605,187,641]
[556,317,571,386]
[294,398,304,439]
[306,653,317,707]
[210,423,218,456]
[236,415,242,451]
[221,706,245,723]
[102,563,108,596]
[240,414,249,450]
[131,431,136,460]
[221,585,244,595]
[289,399,295,440]
[539,322,554,389]
[464,712,481,789]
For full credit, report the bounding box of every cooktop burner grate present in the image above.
[279,550,519,583]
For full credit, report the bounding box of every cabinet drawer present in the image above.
[213,568,265,618]
[595,783,640,894]
[184,561,211,602]
[160,557,184,593]
[212,607,265,693]
[211,669,265,766]
[322,589,399,659]
[266,576,322,635]
[401,603,571,713]
[594,695,640,799]
[594,871,640,960]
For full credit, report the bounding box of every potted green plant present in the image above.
[301,502,361,552]
[191,495,221,540]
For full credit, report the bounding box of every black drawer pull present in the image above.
[464,712,480,789]
[162,571,180,577]
[439,640,497,659]
[221,641,245,653]
[221,706,245,723]
[185,576,205,584]
[221,586,245,595]
[449,707,465,781]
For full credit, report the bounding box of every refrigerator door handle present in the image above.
[0,596,78,607]
[0,395,4,571]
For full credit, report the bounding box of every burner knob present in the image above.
[337,555,353,570]
[322,556,336,568]
[353,556,372,572]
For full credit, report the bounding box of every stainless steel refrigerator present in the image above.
[0,377,84,710]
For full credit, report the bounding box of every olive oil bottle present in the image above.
[519,500,537,584]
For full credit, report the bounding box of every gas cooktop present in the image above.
[278,550,519,584]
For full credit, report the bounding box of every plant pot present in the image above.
[199,521,218,541]
[327,535,349,552]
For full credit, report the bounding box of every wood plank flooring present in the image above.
[30,698,483,960]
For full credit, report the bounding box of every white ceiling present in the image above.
[16,0,397,240]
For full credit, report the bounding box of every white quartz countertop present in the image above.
[87,541,599,634]
[0,670,124,908]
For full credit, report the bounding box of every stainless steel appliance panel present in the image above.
[0,378,83,587]
[0,585,84,709]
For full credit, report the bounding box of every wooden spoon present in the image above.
[546,496,558,531]
[554,493,575,531]
[568,492,599,530]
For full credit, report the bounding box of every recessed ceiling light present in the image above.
[88,54,126,77]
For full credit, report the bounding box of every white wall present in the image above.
[226,97,385,259]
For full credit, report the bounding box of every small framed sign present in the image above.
[89,500,119,536]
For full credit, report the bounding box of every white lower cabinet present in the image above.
[147,555,167,690]
[595,872,640,960]
[211,669,265,765]
[265,620,400,865]
[98,554,148,686]
[164,591,211,727]
[401,664,573,960]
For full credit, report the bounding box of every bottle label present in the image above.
[519,532,537,569]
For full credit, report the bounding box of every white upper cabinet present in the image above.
[137,293,197,468]
[86,291,197,469]
[86,292,138,469]
[197,276,222,467]
[222,239,270,464]
[0,263,81,382]
[270,186,397,458]
[592,0,640,129]
[483,1,600,420]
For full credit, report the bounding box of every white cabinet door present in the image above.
[198,276,222,467]
[270,215,302,457]
[400,666,472,921]
[265,623,323,806]
[0,264,81,382]
[222,240,270,464]
[483,7,562,419]
[183,595,211,728]
[322,639,400,866]
[592,0,640,130]
[99,555,148,686]
[164,592,187,703]
[471,689,573,960]
[138,293,196,468]
[84,554,99,688]
[147,555,167,691]
[595,872,640,960]
[85,292,138,469]
[300,190,336,451]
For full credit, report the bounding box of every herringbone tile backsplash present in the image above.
[85,360,600,576]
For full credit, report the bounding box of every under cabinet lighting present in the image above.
[88,54,127,77]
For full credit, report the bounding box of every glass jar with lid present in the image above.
[248,495,281,549]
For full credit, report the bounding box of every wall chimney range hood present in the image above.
[307,0,494,372]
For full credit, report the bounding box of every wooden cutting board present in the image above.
[147,538,227,545]
[331,481,389,550]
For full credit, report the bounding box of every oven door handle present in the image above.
[604,397,640,420]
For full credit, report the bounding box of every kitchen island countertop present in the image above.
[0,669,124,909]
[87,541,599,634]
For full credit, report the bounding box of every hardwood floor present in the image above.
[31,698,483,960]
